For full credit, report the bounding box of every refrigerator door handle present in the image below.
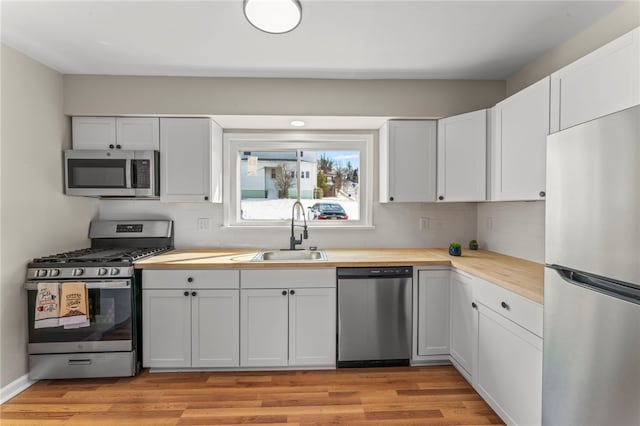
[548,265,640,306]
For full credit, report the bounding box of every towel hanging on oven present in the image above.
[59,282,90,329]
[34,282,60,329]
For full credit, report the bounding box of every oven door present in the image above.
[64,150,135,197]
[26,280,133,354]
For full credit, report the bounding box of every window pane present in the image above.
[240,151,301,220]
[311,151,360,221]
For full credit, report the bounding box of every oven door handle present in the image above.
[24,281,131,290]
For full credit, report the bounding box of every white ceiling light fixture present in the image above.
[243,0,302,34]
[290,120,306,127]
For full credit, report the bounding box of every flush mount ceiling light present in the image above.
[290,120,306,127]
[243,0,302,34]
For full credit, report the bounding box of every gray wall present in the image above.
[506,1,640,95]
[0,45,98,388]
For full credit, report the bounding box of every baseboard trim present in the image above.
[1,374,36,404]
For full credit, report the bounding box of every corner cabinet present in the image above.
[489,77,549,201]
[142,269,240,368]
[550,27,640,133]
[416,269,450,357]
[379,120,437,203]
[159,117,223,202]
[437,110,487,202]
[240,269,336,368]
[72,117,159,150]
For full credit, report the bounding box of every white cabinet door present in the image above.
[449,271,476,378]
[491,77,549,201]
[288,288,336,367]
[240,289,289,367]
[142,289,191,368]
[379,120,437,202]
[72,117,116,149]
[417,270,450,356]
[550,27,639,133]
[160,118,222,202]
[437,110,487,202]
[476,303,543,426]
[116,117,159,150]
[191,290,240,368]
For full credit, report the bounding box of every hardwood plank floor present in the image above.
[1,366,504,425]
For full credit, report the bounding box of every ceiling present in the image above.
[0,1,622,80]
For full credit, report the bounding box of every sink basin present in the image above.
[251,249,327,262]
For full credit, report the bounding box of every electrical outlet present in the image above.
[197,217,210,231]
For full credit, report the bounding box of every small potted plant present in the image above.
[469,239,479,250]
[449,242,462,256]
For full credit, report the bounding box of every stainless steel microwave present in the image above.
[64,150,159,197]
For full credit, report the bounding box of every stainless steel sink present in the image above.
[251,249,327,262]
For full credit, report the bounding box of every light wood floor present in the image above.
[1,366,503,425]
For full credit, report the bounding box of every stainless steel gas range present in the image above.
[24,220,173,380]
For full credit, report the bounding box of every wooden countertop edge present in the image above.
[135,248,544,304]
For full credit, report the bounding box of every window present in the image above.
[224,132,373,227]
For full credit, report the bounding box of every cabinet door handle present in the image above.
[191,291,197,297]
[187,277,194,283]
[290,290,295,295]
[204,196,209,201]
[116,144,122,149]
[108,144,115,149]
[501,301,510,310]
[438,195,444,201]
[183,291,189,297]
[281,290,287,296]
[471,302,477,309]
[389,196,394,201]
[539,191,546,197]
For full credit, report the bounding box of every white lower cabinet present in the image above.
[240,287,336,368]
[416,269,450,356]
[449,270,476,379]
[143,289,240,368]
[475,303,542,426]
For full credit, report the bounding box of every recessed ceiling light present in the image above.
[290,120,306,127]
[243,0,302,34]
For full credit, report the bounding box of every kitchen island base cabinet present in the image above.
[475,303,542,426]
[240,287,336,368]
[143,289,240,369]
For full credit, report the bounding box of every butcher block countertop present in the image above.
[136,248,544,304]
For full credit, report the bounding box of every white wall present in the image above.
[0,45,98,388]
[477,202,545,263]
[98,200,477,250]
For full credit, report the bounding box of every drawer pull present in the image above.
[471,302,477,309]
[282,290,287,296]
[187,277,194,283]
[501,301,510,311]
[68,359,92,366]
[184,291,189,297]
[191,291,197,297]
[290,290,295,295]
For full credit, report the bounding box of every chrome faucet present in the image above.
[290,201,308,250]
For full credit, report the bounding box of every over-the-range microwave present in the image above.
[64,150,159,198]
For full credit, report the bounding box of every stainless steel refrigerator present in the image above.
[543,105,640,425]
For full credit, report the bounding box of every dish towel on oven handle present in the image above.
[59,282,90,329]
[34,282,60,328]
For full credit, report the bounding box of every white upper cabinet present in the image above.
[72,117,159,150]
[379,120,437,203]
[550,27,640,133]
[490,77,549,201]
[160,117,223,203]
[437,110,487,202]
[116,117,160,150]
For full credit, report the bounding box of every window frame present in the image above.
[223,132,373,228]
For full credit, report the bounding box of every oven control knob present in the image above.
[72,268,84,276]
[49,269,60,277]
[110,268,120,276]
[37,269,48,277]
[97,268,108,276]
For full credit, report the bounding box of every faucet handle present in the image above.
[303,228,308,239]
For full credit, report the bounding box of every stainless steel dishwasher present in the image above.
[337,266,412,367]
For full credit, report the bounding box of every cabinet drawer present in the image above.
[474,277,543,337]
[142,269,239,289]
[241,268,336,289]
